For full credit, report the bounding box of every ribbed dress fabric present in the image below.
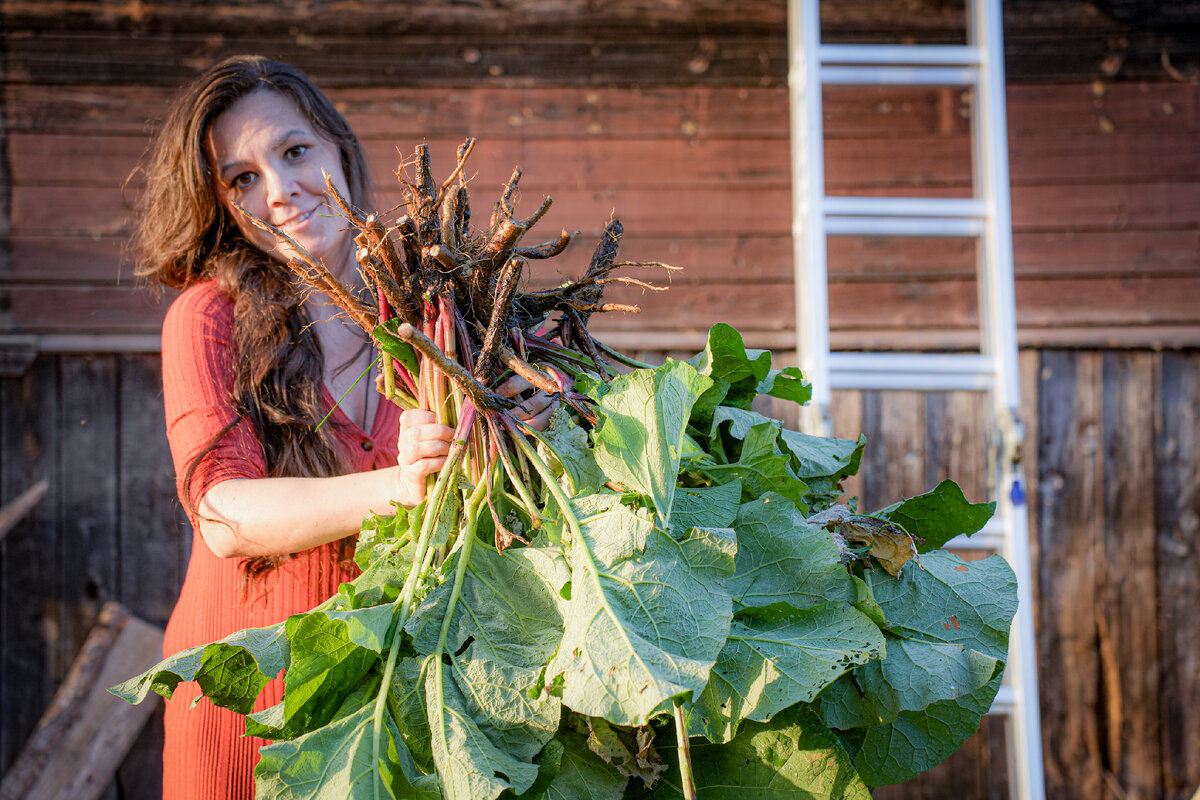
[159,281,400,800]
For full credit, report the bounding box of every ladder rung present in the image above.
[824,196,988,236]
[989,685,1015,715]
[820,64,978,86]
[946,517,1007,551]
[828,352,996,391]
[824,196,988,218]
[819,44,982,67]
[824,215,985,237]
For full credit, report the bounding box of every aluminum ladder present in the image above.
[786,1,1046,798]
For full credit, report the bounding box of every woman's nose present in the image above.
[264,167,300,205]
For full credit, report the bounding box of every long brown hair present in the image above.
[133,55,372,582]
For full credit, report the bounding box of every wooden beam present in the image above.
[0,480,49,543]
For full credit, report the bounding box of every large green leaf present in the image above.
[254,702,437,800]
[652,704,871,799]
[109,623,288,714]
[691,601,885,743]
[535,407,605,495]
[874,480,995,553]
[668,480,742,537]
[700,417,809,512]
[816,639,1001,731]
[522,731,628,800]
[852,672,1003,786]
[406,545,569,762]
[780,430,865,510]
[546,494,736,726]
[867,551,1017,662]
[728,493,854,611]
[593,359,712,528]
[258,610,389,740]
[423,652,542,800]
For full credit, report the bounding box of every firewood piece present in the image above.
[0,478,48,543]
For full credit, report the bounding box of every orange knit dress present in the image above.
[159,281,401,800]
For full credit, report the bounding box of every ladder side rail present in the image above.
[789,0,832,437]
[970,1,1047,799]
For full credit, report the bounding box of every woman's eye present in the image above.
[231,172,254,190]
[285,144,309,160]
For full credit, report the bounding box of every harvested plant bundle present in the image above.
[115,142,1018,799]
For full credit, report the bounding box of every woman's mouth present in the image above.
[280,208,316,230]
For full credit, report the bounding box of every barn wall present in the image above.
[3,1,1200,798]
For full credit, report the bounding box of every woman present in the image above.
[133,55,551,799]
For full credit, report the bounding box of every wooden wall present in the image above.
[6,80,1200,351]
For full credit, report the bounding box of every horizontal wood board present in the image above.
[4,80,1200,349]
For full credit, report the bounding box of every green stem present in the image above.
[428,475,488,792]
[316,356,380,433]
[371,608,405,799]
[673,700,697,800]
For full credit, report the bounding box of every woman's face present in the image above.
[207,88,354,277]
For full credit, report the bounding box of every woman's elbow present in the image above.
[196,517,247,559]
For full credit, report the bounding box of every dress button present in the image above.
[361,439,374,451]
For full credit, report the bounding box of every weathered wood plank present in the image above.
[20,178,1200,239]
[56,355,121,669]
[924,391,988,503]
[10,82,1197,144]
[1019,349,1041,603]
[0,357,62,773]
[1098,351,1162,799]
[828,388,865,506]
[1035,350,1103,798]
[117,354,186,627]
[13,226,1200,287]
[1156,350,1200,800]
[858,390,926,512]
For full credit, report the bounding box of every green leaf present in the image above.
[757,365,813,407]
[593,359,713,527]
[374,319,421,376]
[668,480,741,536]
[537,731,627,800]
[424,654,542,799]
[874,480,995,553]
[780,430,865,510]
[253,702,438,800]
[273,611,385,739]
[653,704,871,799]
[546,494,736,726]
[852,672,1003,786]
[691,601,885,743]
[728,493,854,611]
[406,545,569,761]
[701,416,809,513]
[866,551,1017,662]
[686,323,775,413]
[109,623,288,714]
[535,407,606,495]
[816,639,1000,731]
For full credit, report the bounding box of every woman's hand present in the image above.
[497,375,558,432]
[395,409,455,506]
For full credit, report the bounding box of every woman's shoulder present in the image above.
[162,279,236,353]
[166,279,235,322]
